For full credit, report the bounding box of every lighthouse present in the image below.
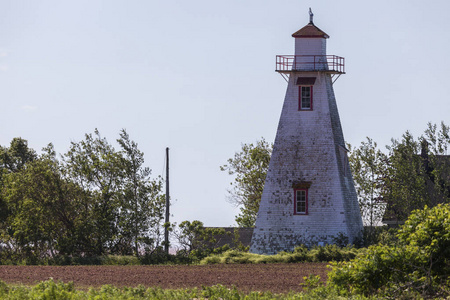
[250,10,363,254]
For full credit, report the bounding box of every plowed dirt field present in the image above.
[0,263,328,293]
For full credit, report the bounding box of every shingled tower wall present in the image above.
[250,15,363,254]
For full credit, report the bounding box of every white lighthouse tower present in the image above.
[250,10,363,254]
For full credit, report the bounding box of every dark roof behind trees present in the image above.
[383,141,450,226]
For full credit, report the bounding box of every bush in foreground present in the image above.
[328,204,450,299]
[0,278,366,300]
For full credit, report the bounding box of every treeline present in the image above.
[221,122,450,232]
[348,121,450,229]
[0,129,166,263]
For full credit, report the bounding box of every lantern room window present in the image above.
[294,188,308,215]
[299,86,313,110]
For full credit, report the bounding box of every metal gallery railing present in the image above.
[276,55,345,73]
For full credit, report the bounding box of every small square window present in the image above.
[294,189,308,215]
[299,86,313,110]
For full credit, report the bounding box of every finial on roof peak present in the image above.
[309,8,314,24]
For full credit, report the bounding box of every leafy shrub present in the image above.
[328,244,424,296]
[189,244,231,262]
[38,255,138,266]
[2,254,146,266]
[102,255,141,265]
[140,250,193,265]
[300,275,324,292]
[0,280,8,297]
[0,279,366,299]
[362,225,398,247]
[30,279,76,299]
[173,220,237,263]
[328,204,450,298]
[397,204,450,277]
[307,244,359,262]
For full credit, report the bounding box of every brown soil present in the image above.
[0,263,328,293]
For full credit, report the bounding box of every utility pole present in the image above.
[164,147,170,254]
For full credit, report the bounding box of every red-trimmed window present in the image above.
[299,86,313,110]
[294,188,308,215]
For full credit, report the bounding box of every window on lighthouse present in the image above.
[294,189,308,215]
[299,86,313,110]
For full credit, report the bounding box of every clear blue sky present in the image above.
[1,0,449,227]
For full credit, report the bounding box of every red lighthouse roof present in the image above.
[292,22,329,38]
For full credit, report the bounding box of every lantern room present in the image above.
[275,9,345,82]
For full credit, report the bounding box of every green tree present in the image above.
[422,121,450,204]
[348,122,450,226]
[382,131,428,223]
[423,121,450,155]
[0,137,38,259]
[0,138,37,224]
[63,129,166,256]
[0,131,166,260]
[117,129,165,256]
[63,129,124,255]
[221,138,272,227]
[0,137,37,173]
[347,138,387,242]
[1,145,87,260]
[382,123,450,223]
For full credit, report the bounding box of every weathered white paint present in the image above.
[250,22,363,254]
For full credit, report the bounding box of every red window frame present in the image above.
[299,86,313,111]
[294,188,308,215]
